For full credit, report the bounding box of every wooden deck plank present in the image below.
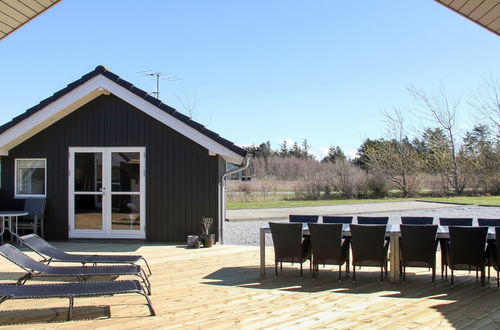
[0,243,499,328]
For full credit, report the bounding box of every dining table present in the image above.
[0,211,29,243]
[259,223,496,282]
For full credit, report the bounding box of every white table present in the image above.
[0,211,29,242]
[259,224,496,283]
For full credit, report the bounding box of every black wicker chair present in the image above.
[350,224,389,283]
[322,216,353,224]
[445,226,488,287]
[400,225,438,283]
[357,216,389,225]
[478,218,500,227]
[439,218,473,226]
[308,223,349,281]
[487,227,500,287]
[269,222,311,278]
[289,215,319,223]
[401,216,434,225]
[439,217,473,279]
[480,221,500,280]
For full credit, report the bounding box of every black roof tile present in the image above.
[159,103,176,115]
[144,94,159,105]
[129,86,149,99]
[172,111,190,123]
[216,136,235,149]
[202,128,220,140]
[188,120,205,132]
[116,79,133,90]
[0,65,247,159]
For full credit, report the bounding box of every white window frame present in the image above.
[14,158,47,198]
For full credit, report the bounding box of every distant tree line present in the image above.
[243,78,500,199]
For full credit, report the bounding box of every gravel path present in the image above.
[223,203,500,246]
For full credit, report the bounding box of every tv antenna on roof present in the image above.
[140,70,180,100]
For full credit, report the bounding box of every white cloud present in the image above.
[309,151,321,160]
[319,146,330,158]
[345,149,358,160]
[238,143,253,148]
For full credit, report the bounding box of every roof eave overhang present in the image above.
[0,0,62,41]
[434,0,500,36]
[0,74,244,164]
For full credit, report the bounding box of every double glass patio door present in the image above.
[68,147,145,239]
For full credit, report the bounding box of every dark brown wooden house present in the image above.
[0,66,248,242]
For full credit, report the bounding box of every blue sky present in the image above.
[0,1,498,159]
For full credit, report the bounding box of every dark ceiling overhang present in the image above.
[435,0,500,36]
[0,0,61,40]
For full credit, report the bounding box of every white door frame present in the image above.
[68,147,146,239]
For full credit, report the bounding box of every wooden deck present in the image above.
[0,242,500,329]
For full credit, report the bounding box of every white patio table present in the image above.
[0,211,29,242]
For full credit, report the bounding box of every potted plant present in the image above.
[200,216,215,248]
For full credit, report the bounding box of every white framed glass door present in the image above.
[68,147,145,239]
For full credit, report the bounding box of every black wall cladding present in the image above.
[0,95,221,242]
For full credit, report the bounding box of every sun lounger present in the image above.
[18,234,152,276]
[0,244,151,295]
[0,280,155,320]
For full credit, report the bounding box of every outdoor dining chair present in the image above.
[0,244,152,295]
[400,225,438,283]
[350,224,389,283]
[357,216,389,225]
[445,226,488,287]
[289,215,319,223]
[487,227,500,287]
[19,233,152,276]
[439,217,473,279]
[478,218,500,227]
[269,222,311,278]
[322,216,353,224]
[308,223,349,281]
[16,198,46,238]
[401,216,434,225]
[439,217,473,226]
[479,219,500,279]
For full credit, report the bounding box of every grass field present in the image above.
[227,196,500,210]
[417,196,500,206]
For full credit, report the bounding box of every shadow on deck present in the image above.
[203,265,500,328]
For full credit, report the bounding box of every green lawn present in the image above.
[417,196,500,206]
[227,196,500,210]
[227,198,415,210]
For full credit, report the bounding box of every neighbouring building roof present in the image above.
[435,0,500,36]
[0,65,248,164]
[0,0,61,40]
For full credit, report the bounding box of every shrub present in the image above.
[365,174,388,198]
[325,160,366,199]
[294,179,323,200]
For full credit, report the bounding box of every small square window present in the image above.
[15,159,46,197]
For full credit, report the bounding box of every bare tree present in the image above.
[364,108,422,197]
[326,159,365,198]
[469,75,500,137]
[408,85,469,194]
[176,90,198,119]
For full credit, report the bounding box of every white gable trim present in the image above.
[0,74,244,164]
